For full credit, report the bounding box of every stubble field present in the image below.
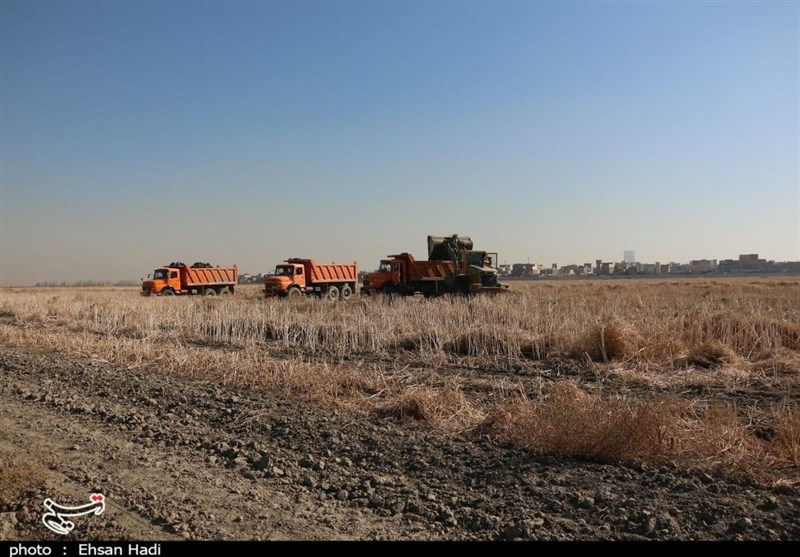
[1,277,798,540]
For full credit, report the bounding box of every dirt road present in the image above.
[1,347,798,541]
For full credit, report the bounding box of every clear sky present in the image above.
[1,1,798,284]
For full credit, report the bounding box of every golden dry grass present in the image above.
[1,277,798,480]
[479,382,675,463]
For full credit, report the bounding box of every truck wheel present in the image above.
[161,289,175,296]
[219,287,230,295]
[326,285,340,301]
[287,287,301,298]
[340,284,353,301]
[204,288,217,296]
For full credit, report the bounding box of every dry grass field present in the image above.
[1,277,798,484]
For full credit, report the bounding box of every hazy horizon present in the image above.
[2,2,798,285]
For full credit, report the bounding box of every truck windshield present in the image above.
[153,269,168,280]
[275,266,294,276]
[468,253,485,267]
[379,261,391,272]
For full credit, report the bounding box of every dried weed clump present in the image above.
[772,406,800,467]
[377,380,486,434]
[480,382,674,463]
[687,341,738,369]
[480,382,800,478]
[567,317,643,363]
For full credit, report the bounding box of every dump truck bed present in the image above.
[287,259,357,285]
[385,253,454,282]
[182,266,238,286]
[408,260,454,281]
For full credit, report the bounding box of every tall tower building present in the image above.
[624,250,636,263]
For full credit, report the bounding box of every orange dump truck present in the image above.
[141,262,238,296]
[361,253,455,297]
[264,258,358,301]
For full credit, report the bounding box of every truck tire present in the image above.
[287,287,301,298]
[204,288,217,296]
[161,289,175,296]
[219,287,230,295]
[326,285,340,301]
[340,284,353,301]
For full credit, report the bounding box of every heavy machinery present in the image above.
[141,262,238,296]
[361,235,508,297]
[264,258,358,301]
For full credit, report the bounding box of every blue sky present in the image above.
[1,1,797,284]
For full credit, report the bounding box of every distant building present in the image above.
[624,250,636,264]
[688,259,718,274]
[599,262,616,275]
[719,254,767,273]
[560,264,579,276]
[511,263,540,277]
[739,253,765,270]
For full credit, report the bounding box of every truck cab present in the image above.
[142,267,180,296]
[460,251,501,291]
[362,260,400,293]
[264,263,306,297]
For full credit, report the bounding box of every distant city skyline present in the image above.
[28,250,800,286]
[2,2,798,285]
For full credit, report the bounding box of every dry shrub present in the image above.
[442,326,521,359]
[771,407,800,467]
[377,381,485,433]
[480,382,674,463]
[640,337,687,365]
[444,332,472,356]
[393,332,430,352]
[708,311,760,347]
[519,334,561,360]
[265,360,380,405]
[397,334,424,351]
[687,341,737,369]
[568,317,642,362]
[691,311,800,356]
[678,404,765,475]
[750,348,800,377]
[390,330,447,354]
[770,319,800,351]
